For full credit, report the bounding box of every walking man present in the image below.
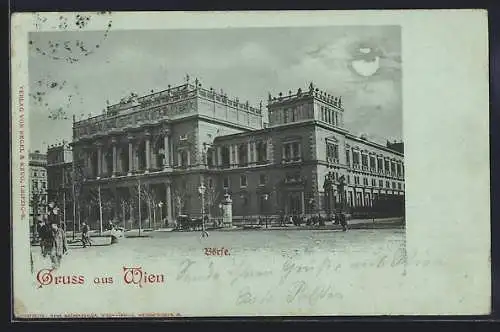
[49,223,67,269]
[81,222,92,248]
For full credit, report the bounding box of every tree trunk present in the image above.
[153,202,156,230]
[122,203,126,230]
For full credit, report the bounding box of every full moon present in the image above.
[351,47,381,77]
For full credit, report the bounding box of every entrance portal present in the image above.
[287,192,303,215]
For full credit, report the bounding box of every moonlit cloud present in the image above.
[28,26,401,152]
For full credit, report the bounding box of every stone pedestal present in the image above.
[222,193,233,228]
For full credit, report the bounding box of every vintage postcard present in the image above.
[11,10,490,318]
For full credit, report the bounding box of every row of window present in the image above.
[32,180,47,190]
[350,175,403,190]
[270,104,314,125]
[320,106,341,127]
[222,174,267,189]
[177,142,269,168]
[32,170,47,178]
[348,150,403,174]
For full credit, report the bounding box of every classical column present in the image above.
[151,140,157,170]
[169,138,174,167]
[117,146,123,173]
[229,145,234,166]
[97,143,103,178]
[266,139,272,163]
[127,136,134,175]
[217,146,222,166]
[163,134,171,169]
[166,181,173,225]
[252,141,257,164]
[234,144,239,167]
[301,191,305,215]
[102,148,108,177]
[211,148,216,167]
[112,138,117,177]
[145,133,151,172]
[134,143,140,171]
[247,141,252,165]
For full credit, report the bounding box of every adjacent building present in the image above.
[28,150,47,228]
[46,142,74,226]
[63,78,404,229]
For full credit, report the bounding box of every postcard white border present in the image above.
[11,10,490,317]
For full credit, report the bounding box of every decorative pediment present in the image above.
[325,135,338,143]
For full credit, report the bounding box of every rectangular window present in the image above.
[397,163,402,177]
[370,156,376,170]
[326,142,339,161]
[293,108,299,122]
[391,162,396,175]
[283,141,301,162]
[256,141,267,163]
[335,113,339,126]
[386,181,390,188]
[346,150,350,165]
[379,180,383,187]
[178,149,189,168]
[259,174,267,185]
[392,181,396,189]
[372,179,376,186]
[362,154,368,167]
[238,144,248,166]
[223,177,230,188]
[347,175,350,184]
[240,175,247,188]
[352,151,360,166]
[221,146,230,168]
[377,158,383,171]
[398,183,402,190]
[385,160,390,172]
[206,147,214,166]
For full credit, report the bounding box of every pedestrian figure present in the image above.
[38,219,53,258]
[340,213,348,232]
[81,222,92,248]
[49,223,67,269]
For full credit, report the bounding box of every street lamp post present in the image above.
[158,202,164,228]
[263,194,269,229]
[218,203,223,227]
[198,184,208,238]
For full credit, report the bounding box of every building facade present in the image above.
[66,78,404,229]
[29,150,47,228]
[46,142,74,226]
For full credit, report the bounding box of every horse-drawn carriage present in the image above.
[175,215,204,231]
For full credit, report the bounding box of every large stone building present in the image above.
[66,78,404,229]
[29,150,47,229]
